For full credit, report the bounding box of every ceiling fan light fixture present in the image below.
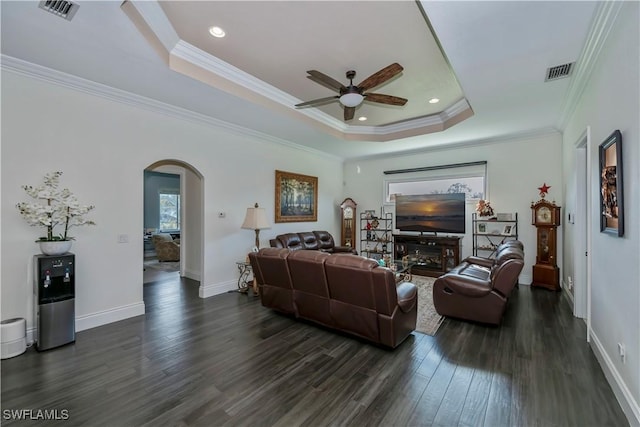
[339,93,364,107]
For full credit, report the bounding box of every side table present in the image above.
[391,260,415,284]
[236,261,259,295]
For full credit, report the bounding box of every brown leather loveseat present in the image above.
[269,230,357,254]
[433,241,524,325]
[249,248,417,348]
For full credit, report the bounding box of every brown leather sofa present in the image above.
[269,230,357,254]
[433,241,524,325]
[249,248,417,348]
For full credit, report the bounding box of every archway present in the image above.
[143,160,204,290]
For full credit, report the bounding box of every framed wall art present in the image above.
[275,170,318,223]
[599,130,624,236]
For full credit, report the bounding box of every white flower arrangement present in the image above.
[16,171,96,242]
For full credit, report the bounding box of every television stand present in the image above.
[393,234,461,278]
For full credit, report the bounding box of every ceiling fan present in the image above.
[295,63,408,121]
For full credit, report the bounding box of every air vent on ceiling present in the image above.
[545,62,574,82]
[38,0,79,21]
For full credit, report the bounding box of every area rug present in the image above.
[144,259,180,273]
[410,275,445,336]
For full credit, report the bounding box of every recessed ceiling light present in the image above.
[428,98,440,104]
[358,116,367,121]
[209,26,225,38]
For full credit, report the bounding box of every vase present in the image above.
[39,240,72,256]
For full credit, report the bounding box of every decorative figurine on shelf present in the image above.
[366,220,372,230]
[383,254,392,267]
[475,199,494,218]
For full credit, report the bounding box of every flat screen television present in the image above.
[395,193,466,234]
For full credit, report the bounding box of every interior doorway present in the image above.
[572,128,591,340]
[143,160,204,289]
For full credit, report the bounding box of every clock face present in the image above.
[343,207,353,219]
[536,206,552,224]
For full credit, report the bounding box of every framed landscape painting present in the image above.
[599,130,624,237]
[275,170,318,223]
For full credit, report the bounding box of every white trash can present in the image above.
[1,318,27,359]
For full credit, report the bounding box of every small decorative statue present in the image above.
[475,199,494,217]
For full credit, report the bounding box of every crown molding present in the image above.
[171,40,473,138]
[0,55,341,161]
[557,1,624,130]
[122,0,179,53]
[349,127,561,162]
[128,1,471,142]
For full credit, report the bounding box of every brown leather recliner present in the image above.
[248,247,296,315]
[269,230,357,254]
[249,248,417,348]
[433,241,524,325]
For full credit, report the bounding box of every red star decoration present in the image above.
[538,183,551,198]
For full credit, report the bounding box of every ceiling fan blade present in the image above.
[295,96,339,108]
[364,93,408,106]
[357,63,404,91]
[344,106,355,121]
[306,70,346,92]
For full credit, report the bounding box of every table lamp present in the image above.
[241,202,270,248]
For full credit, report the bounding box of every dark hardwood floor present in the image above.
[1,276,628,426]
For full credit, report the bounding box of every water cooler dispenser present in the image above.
[34,254,75,351]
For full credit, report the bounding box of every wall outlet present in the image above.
[117,234,129,243]
[567,276,573,290]
[618,342,626,364]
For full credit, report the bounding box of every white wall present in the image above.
[183,165,203,282]
[1,69,343,333]
[343,131,564,284]
[562,1,639,422]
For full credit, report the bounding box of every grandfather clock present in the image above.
[339,198,357,247]
[531,198,561,291]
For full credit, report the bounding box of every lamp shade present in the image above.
[241,204,270,230]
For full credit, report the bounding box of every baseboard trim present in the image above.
[519,273,532,284]
[590,329,640,426]
[199,279,237,298]
[561,279,575,312]
[183,268,201,281]
[26,328,36,347]
[75,302,146,332]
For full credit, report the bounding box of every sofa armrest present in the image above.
[269,238,283,248]
[463,256,494,268]
[396,281,417,313]
[436,274,492,298]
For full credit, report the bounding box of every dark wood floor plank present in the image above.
[407,357,456,425]
[0,277,629,427]
[431,364,475,426]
